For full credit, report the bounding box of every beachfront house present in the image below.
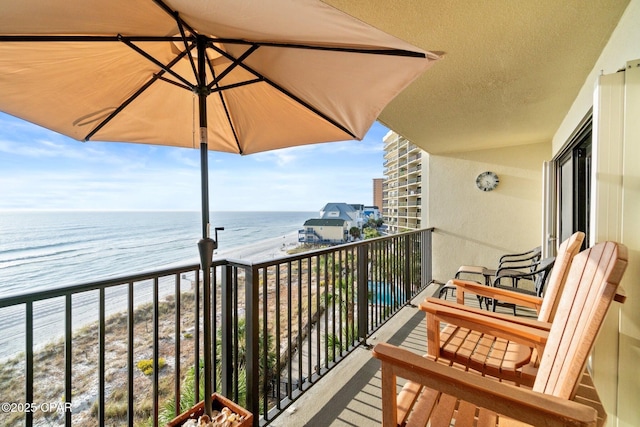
[299,217,349,244]
[319,202,363,229]
[363,205,381,221]
[299,202,366,243]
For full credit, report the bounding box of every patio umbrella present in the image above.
[0,0,438,418]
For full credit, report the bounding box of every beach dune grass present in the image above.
[0,285,324,426]
[0,242,382,426]
[137,358,167,376]
[0,290,195,427]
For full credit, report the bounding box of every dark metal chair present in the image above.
[491,256,556,314]
[438,245,542,310]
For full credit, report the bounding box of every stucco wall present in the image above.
[426,142,549,282]
[312,225,345,241]
[553,0,640,153]
[550,1,640,425]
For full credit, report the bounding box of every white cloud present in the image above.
[0,114,387,211]
[169,148,200,168]
[251,149,300,166]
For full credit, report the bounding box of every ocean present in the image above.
[0,210,315,297]
[0,210,315,359]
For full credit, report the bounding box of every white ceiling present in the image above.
[325,0,630,154]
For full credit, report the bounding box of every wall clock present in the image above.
[475,171,499,191]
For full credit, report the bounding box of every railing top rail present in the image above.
[225,227,435,270]
[1,227,435,307]
[0,262,201,308]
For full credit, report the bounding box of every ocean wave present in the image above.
[0,236,97,257]
[0,247,86,267]
[0,210,314,297]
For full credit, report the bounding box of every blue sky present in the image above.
[0,112,388,212]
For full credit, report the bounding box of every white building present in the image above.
[382,131,426,233]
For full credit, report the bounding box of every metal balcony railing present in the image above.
[0,229,433,427]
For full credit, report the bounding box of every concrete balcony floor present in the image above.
[270,282,537,427]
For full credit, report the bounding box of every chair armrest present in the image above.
[495,257,554,280]
[422,297,551,331]
[498,246,541,265]
[614,286,626,304]
[450,278,544,311]
[372,343,598,427]
[421,299,550,351]
[454,265,492,281]
[497,259,542,272]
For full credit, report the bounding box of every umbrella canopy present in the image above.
[0,0,437,420]
[0,0,437,154]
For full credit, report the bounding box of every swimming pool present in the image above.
[368,281,403,306]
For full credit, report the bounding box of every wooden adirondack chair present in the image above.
[373,240,628,427]
[422,232,585,385]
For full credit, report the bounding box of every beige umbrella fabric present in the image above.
[0,0,438,422]
[0,0,438,154]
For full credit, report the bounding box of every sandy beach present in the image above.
[0,230,303,361]
[214,230,300,262]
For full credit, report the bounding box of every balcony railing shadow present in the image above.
[0,228,433,427]
[269,279,539,426]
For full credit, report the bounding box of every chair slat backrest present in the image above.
[533,241,628,399]
[537,231,585,323]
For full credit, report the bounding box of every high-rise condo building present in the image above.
[382,130,426,233]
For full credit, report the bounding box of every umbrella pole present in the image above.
[197,159,214,420]
[195,35,215,419]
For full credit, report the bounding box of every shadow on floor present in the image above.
[302,308,426,427]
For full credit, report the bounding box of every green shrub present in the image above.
[137,357,166,375]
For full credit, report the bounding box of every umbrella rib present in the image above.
[145,1,424,60]
[266,75,357,139]
[218,92,243,154]
[213,38,429,59]
[176,20,199,86]
[203,49,244,153]
[206,44,260,91]
[0,35,117,42]
[119,35,195,90]
[209,78,263,94]
[157,76,193,92]
[152,0,197,35]
[207,46,358,139]
[0,35,427,59]
[0,35,183,42]
[83,49,191,141]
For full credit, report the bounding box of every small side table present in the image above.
[437,265,496,309]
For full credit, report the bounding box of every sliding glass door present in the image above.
[557,119,592,250]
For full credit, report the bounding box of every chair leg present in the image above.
[438,284,455,300]
[476,295,484,309]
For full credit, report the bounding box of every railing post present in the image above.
[65,294,73,427]
[25,301,33,427]
[423,229,433,288]
[404,234,411,302]
[99,288,106,426]
[357,244,369,343]
[127,282,135,427]
[221,264,233,398]
[152,281,159,427]
[245,265,260,426]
